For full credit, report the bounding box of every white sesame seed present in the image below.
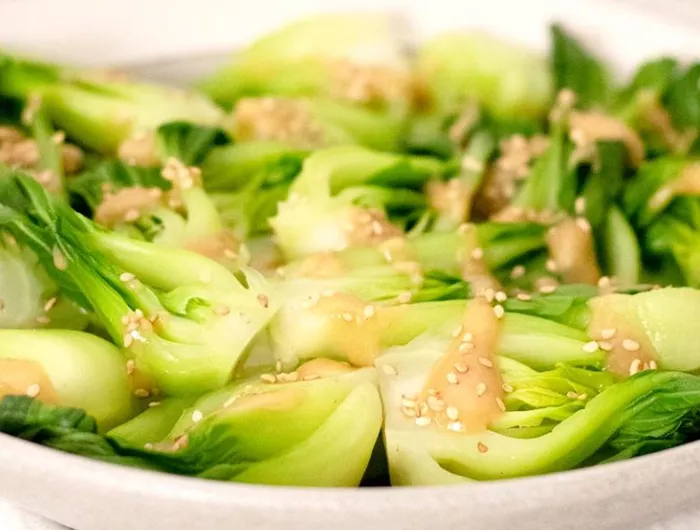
[401,397,417,408]
[493,305,505,319]
[649,360,658,370]
[123,333,134,348]
[43,297,57,312]
[120,272,136,282]
[134,388,149,398]
[427,396,446,412]
[476,383,487,397]
[25,384,41,398]
[575,217,591,232]
[446,406,460,421]
[451,325,464,338]
[52,246,67,271]
[454,362,469,373]
[539,284,557,294]
[471,247,484,260]
[446,372,459,385]
[458,223,472,234]
[577,393,588,401]
[462,332,474,342]
[126,360,135,375]
[415,416,432,427]
[478,357,494,368]
[363,305,376,320]
[213,304,230,316]
[598,341,613,351]
[148,401,161,408]
[397,292,412,304]
[516,292,532,301]
[458,342,474,353]
[483,288,495,302]
[575,197,587,215]
[495,291,508,303]
[477,442,489,453]
[598,276,611,288]
[502,383,514,393]
[567,391,580,399]
[511,265,526,279]
[546,259,559,273]
[447,421,465,432]
[402,406,417,417]
[601,328,617,339]
[496,397,506,412]
[341,313,355,322]
[622,339,640,352]
[382,364,398,376]
[629,358,642,376]
[191,410,203,423]
[260,374,277,383]
[582,341,599,353]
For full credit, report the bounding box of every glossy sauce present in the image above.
[0,359,59,403]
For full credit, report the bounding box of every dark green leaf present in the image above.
[155,121,230,166]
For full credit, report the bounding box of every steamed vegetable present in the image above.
[4,14,700,490]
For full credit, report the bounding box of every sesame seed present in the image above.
[25,384,40,398]
[447,421,465,432]
[454,362,469,373]
[516,292,532,301]
[415,416,432,427]
[213,304,230,316]
[567,391,580,399]
[582,341,599,353]
[622,339,640,352]
[502,383,514,393]
[43,297,57,312]
[477,442,489,453]
[363,305,376,319]
[458,223,472,234]
[575,217,591,232]
[126,360,135,375]
[52,246,67,271]
[598,341,613,351]
[427,396,446,412]
[382,364,398,376]
[458,342,474,353]
[478,357,494,368]
[649,360,658,370]
[483,288,495,302]
[471,247,484,260]
[257,294,269,308]
[401,396,417,408]
[451,325,464,338]
[476,383,487,397]
[496,397,506,412]
[598,276,611,288]
[402,406,417,417]
[123,333,134,348]
[601,328,617,339]
[191,410,203,423]
[494,291,508,303]
[493,305,505,319]
[260,374,277,383]
[397,292,412,304]
[511,265,526,279]
[446,406,460,421]
[629,358,642,376]
[577,393,588,401]
[341,313,355,323]
[426,389,438,397]
[223,248,238,260]
[134,388,149,398]
[575,197,587,215]
[546,259,559,273]
[539,284,557,294]
[120,272,136,282]
[463,332,473,342]
[148,401,161,408]
[446,372,459,385]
